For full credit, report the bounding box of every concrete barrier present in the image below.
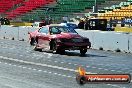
[76,29,131,53]
[129,34,132,53]
[0,25,37,41]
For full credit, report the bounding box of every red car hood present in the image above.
[54,33,81,39]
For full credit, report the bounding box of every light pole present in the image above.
[94,0,98,13]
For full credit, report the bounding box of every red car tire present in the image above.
[52,41,60,54]
[80,48,87,56]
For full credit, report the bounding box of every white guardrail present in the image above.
[0,25,132,53]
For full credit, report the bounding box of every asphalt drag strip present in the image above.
[0,39,132,88]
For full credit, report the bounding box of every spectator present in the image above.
[45,16,51,25]
[78,20,84,29]
[0,17,4,25]
[84,18,89,30]
[130,16,132,27]
[109,18,112,27]
[121,18,125,27]
[30,19,34,23]
[49,17,53,24]
[4,17,10,25]
[0,21,1,29]
[113,17,118,27]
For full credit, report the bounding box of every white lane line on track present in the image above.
[57,74,61,76]
[92,67,96,68]
[13,64,17,66]
[54,73,57,75]
[20,55,23,57]
[67,76,72,78]
[86,66,90,68]
[47,59,79,66]
[74,64,77,66]
[33,69,37,71]
[48,72,52,74]
[73,77,76,79]
[61,62,64,64]
[43,70,47,73]
[54,61,58,63]
[107,84,123,88]
[0,56,75,71]
[0,55,93,74]
[68,63,71,65]
[104,69,108,71]
[43,58,109,72]
[0,61,74,78]
[38,70,42,72]
[98,68,103,70]
[28,67,32,70]
[18,65,22,68]
[8,64,12,65]
[22,67,27,69]
[111,70,115,72]
[1,59,82,79]
[62,75,66,77]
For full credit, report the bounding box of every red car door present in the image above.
[37,27,50,49]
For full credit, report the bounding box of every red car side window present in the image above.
[50,27,61,34]
[39,27,49,34]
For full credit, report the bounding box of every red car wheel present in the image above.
[52,41,59,54]
[80,48,87,56]
[30,38,35,46]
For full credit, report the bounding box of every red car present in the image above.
[29,24,91,55]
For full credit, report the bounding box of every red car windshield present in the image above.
[49,26,77,34]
